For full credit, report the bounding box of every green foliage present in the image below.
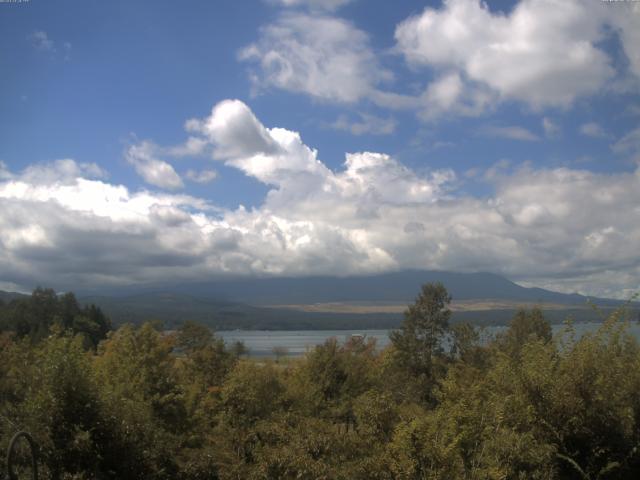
[391,282,452,366]
[95,323,187,433]
[176,320,214,352]
[389,282,452,403]
[496,306,552,357]
[220,361,285,427]
[0,287,111,347]
[2,284,640,479]
[272,345,289,363]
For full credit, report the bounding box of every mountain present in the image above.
[0,290,28,303]
[4,271,634,330]
[77,290,623,331]
[160,270,599,306]
[77,292,401,330]
[78,271,636,329]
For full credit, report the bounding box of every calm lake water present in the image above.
[218,321,640,357]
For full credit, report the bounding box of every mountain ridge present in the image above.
[148,270,606,306]
[2,270,634,330]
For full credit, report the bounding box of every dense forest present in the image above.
[1,284,640,479]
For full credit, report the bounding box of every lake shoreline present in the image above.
[216,321,640,357]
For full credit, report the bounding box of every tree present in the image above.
[389,282,451,403]
[230,340,248,357]
[13,287,58,342]
[178,321,238,400]
[176,320,213,353]
[497,307,552,358]
[20,333,119,479]
[272,345,289,363]
[78,303,111,348]
[0,288,111,348]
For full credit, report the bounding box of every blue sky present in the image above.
[0,0,639,298]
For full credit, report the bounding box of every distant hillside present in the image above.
[79,290,632,330]
[78,292,403,330]
[0,290,27,303]
[4,271,635,330]
[162,270,605,306]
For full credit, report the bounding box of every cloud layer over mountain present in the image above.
[1,100,639,298]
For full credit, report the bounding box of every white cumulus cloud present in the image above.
[29,31,55,52]
[542,117,561,139]
[241,1,638,122]
[239,13,392,103]
[1,101,640,298]
[125,141,184,190]
[330,113,397,136]
[185,169,218,184]
[479,125,540,142]
[187,99,281,160]
[580,122,609,138]
[395,0,621,109]
[28,30,72,60]
[612,126,640,158]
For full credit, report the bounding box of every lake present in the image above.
[218,321,640,357]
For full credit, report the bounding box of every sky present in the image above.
[0,0,639,298]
